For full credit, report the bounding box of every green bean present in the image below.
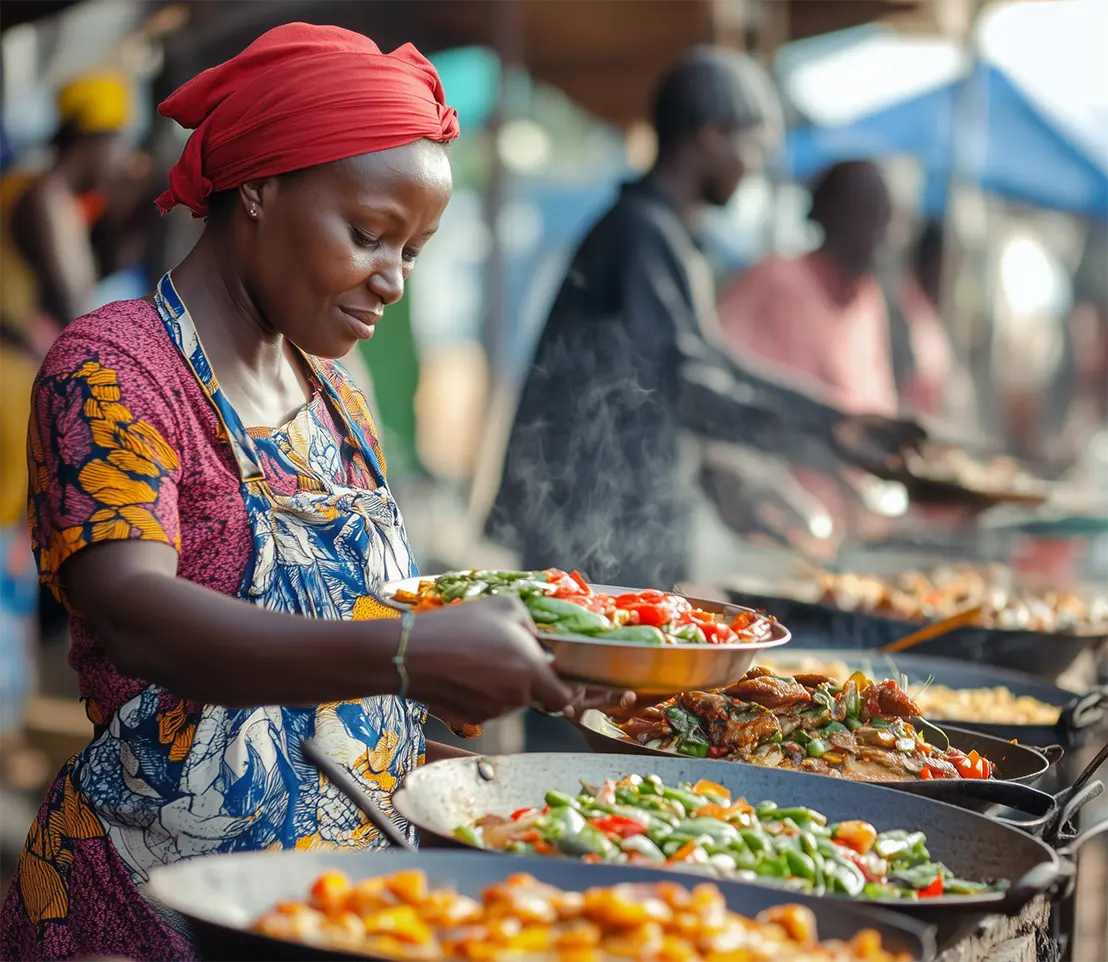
[452,825,482,848]
[544,789,579,810]
[785,849,817,882]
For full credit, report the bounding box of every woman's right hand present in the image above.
[403,595,575,725]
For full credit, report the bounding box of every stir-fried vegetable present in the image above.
[457,774,1005,902]
[396,569,777,645]
[615,667,996,783]
[255,868,915,961]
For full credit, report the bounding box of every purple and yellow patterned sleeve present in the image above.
[29,342,183,601]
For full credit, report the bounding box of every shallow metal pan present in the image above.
[574,712,1096,835]
[393,753,1106,947]
[377,577,791,694]
[721,583,1103,679]
[757,649,1107,749]
[146,849,936,961]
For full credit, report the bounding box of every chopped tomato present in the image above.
[589,815,646,839]
[627,603,670,627]
[708,746,728,759]
[533,840,554,855]
[581,854,602,864]
[699,622,736,645]
[952,749,991,780]
[545,568,588,598]
[510,807,537,821]
[919,876,944,898]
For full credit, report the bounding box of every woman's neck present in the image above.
[167,228,314,428]
[170,229,287,380]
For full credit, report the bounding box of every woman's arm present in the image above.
[62,540,405,708]
[61,539,574,722]
[13,178,97,325]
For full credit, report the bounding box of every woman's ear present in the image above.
[239,182,265,221]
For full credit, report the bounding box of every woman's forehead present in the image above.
[328,142,451,194]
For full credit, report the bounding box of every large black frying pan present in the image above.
[392,753,1106,947]
[721,583,1104,678]
[574,711,1090,835]
[757,650,1107,750]
[145,849,937,962]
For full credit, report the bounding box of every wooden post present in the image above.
[475,0,525,755]
[481,0,523,384]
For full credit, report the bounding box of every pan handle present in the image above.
[1054,817,1108,900]
[1056,688,1108,737]
[915,779,1060,833]
[1038,744,1065,767]
[1048,780,1105,845]
[999,861,1071,914]
[1057,816,1108,860]
[300,738,416,851]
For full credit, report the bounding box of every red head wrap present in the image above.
[156,23,460,217]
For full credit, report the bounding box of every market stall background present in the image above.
[1,0,1105,959]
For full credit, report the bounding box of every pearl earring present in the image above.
[249,204,258,217]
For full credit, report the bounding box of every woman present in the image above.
[1,24,602,960]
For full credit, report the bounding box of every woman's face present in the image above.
[243,140,452,359]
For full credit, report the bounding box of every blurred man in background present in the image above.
[487,55,921,590]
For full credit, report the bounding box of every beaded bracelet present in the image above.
[394,610,414,699]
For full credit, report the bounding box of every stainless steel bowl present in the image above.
[376,577,792,694]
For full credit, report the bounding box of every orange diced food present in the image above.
[309,871,352,915]
[386,868,430,906]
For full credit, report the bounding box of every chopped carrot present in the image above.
[667,840,699,863]
[692,779,730,801]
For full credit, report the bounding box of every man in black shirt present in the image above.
[486,49,919,588]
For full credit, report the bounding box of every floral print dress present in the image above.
[1,275,435,960]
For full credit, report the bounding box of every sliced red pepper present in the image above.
[919,875,944,898]
[843,850,883,884]
[569,570,591,594]
[707,745,729,759]
[581,853,602,864]
[588,815,646,839]
[510,807,537,821]
[533,839,554,855]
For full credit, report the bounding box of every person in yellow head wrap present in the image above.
[0,70,134,786]
[1,70,134,339]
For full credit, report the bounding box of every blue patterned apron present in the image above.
[74,273,425,884]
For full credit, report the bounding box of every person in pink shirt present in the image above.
[719,160,898,418]
[717,161,952,534]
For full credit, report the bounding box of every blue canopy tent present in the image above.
[779,0,1108,222]
[785,61,1108,219]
